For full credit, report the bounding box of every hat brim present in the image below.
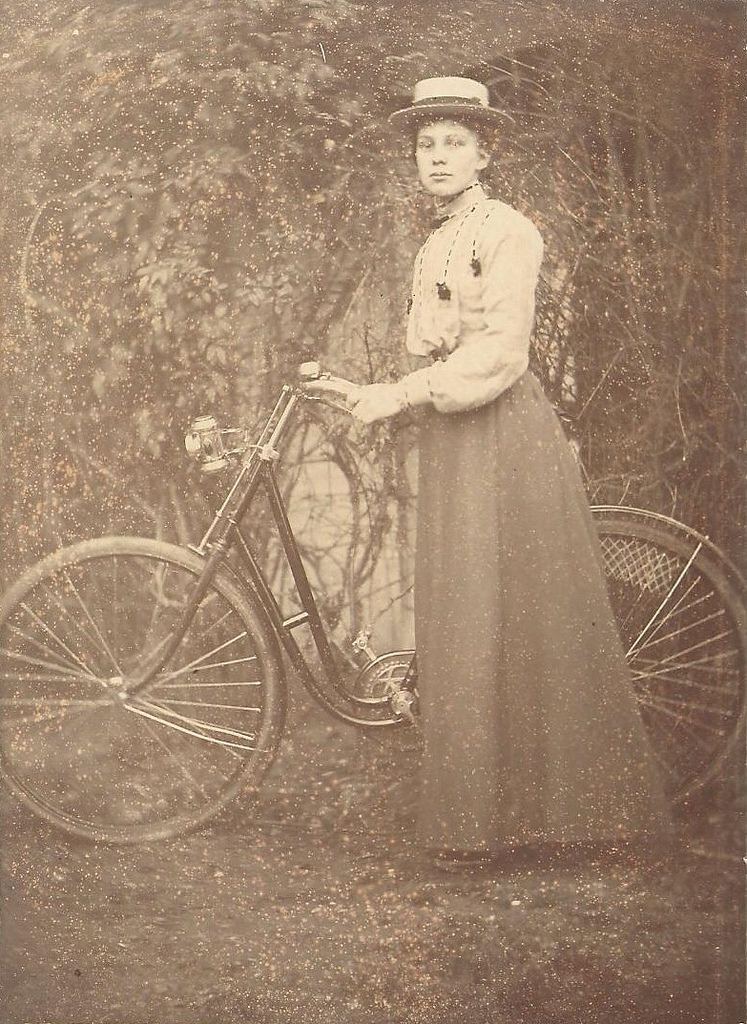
[388,103,510,131]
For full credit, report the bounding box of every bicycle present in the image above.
[0,363,744,843]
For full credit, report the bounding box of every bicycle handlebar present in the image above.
[185,363,359,471]
[298,361,361,412]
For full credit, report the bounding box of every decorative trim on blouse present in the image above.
[408,202,495,313]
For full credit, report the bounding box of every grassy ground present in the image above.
[1,694,744,1024]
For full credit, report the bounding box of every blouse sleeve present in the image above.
[398,209,543,414]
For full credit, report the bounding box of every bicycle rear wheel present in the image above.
[0,536,285,842]
[592,507,746,802]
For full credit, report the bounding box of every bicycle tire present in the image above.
[591,507,746,802]
[0,536,286,842]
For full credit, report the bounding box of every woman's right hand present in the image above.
[302,375,363,412]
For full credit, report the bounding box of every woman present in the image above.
[311,77,670,859]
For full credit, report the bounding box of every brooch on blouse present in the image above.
[407,206,490,313]
[429,341,451,362]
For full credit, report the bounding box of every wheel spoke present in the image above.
[633,631,737,675]
[631,608,730,656]
[0,539,283,841]
[635,697,729,753]
[636,690,735,723]
[157,679,262,689]
[625,545,701,658]
[154,631,251,684]
[157,698,263,712]
[596,511,746,801]
[135,695,259,743]
[18,600,101,680]
[628,590,721,660]
[0,696,109,707]
[0,645,102,685]
[4,621,94,676]
[124,700,258,751]
[632,661,740,697]
[0,697,112,731]
[44,570,124,676]
[1,699,115,745]
[135,714,218,799]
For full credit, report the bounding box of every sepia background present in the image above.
[0,1,744,1022]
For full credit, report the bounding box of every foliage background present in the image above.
[0,0,743,621]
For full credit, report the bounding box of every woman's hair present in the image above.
[410,117,497,159]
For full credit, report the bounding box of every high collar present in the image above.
[433,181,487,222]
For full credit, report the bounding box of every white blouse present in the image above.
[396,187,543,414]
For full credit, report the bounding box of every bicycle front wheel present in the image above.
[592,507,746,802]
[0,536,285,842]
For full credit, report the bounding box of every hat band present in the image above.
[411,95,485,108]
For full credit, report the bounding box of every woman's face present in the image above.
[415,120,489,198]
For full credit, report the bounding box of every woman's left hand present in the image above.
[350,383,406,424]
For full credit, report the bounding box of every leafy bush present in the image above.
[0,0,742,595]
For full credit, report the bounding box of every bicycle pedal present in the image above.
[390,688,418,722]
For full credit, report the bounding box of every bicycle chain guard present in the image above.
[345,650,418,720]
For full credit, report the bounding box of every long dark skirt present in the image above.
[415,371,671,852]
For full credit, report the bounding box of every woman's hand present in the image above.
[302,376,363,411]
[349,383,407,424]
[303,376,407,423]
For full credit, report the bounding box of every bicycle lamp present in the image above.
[184,415,229,473]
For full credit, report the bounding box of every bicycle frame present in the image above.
[128,383,402,727]
[0,371,742,844]
[123,375,747,743]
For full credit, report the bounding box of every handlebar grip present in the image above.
[298,361,322,382]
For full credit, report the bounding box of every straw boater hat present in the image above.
[388,76,510,131]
